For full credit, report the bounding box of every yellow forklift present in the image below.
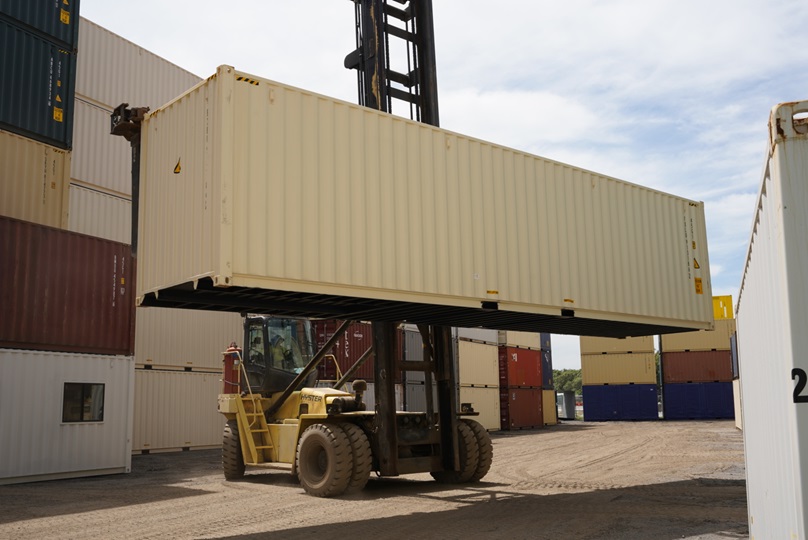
[218,316,492,497]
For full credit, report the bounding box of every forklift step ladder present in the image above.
[236,362,275,465]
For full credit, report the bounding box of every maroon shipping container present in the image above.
[499,387,543,429]
[499,346,542,388]
[0,216,135,355]
[662,350,733,383]
[312,321,403,382]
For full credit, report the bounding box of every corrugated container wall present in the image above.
[499,387,543,429]
[662,382,734,420]
[580,335,655,355]
[0,216,135,355]
[362,383,404,412]
[581,353,657,385]
[457,328,498,344]
[0,19,76,148]
[71,98,132,195]
[543,389,558,425]
[733,378,742,430]
[0,349,134,484]
[582,384,658,421]
[137,65,713,334]
[661,351,732,383]
[736,101,808,538]
[458,340,499,387]
[75,18,201,110]
[499,347,542,388]
[541,349,554,389]
[0,129,69,228]
[498,331,541,350]
[660,318,735,352]
[459,386,500,431]
[312,321,403,383]
[133,370,223,452]
[68,183,131,244]
[135,308,242,371]
[0,0,81,48]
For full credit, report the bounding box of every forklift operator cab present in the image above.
[242,316,317,395]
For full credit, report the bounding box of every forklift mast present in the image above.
[345,0,459,477]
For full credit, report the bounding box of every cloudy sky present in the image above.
[80,0,808,369]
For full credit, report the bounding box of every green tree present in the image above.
[553,369,582,394]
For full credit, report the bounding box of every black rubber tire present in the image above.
[430,421,480,484]
[462,419,492,482]
[222,420,245,480]
[296,423,354,497]
[339,423,373,494]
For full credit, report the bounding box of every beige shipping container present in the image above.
[133,369,223,452]
[580,335,655,355]
[543,389,558,425]
[68,183,131,244]
[581,353,657,385]
[137,65,713,336]
[76,18,201,111]
[0,129,69,228]
[733,378,742,431]
[135,307,243,371]
[660,318,735,352]
[460,386,500,431]
[498,330,541,350]
[71,98,132,195]
[458,340,499,387]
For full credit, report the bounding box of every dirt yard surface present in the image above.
[0,420,747,540]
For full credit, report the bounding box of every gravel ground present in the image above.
[0,420,748,540]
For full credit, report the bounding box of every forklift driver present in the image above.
[270,335,288,369]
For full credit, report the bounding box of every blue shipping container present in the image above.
[663,382,735,420]
[541,348,553,389]
[0,18,76,149]
[0,0,81,49]
[582,384,658,421]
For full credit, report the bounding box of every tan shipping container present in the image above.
[133,369,223,452]
[137,65,713,336]
[543,389,558,425]
[498,330,541,350]
[460,386,500,432]
[458,340,499,387]
[0,129,69,228]
[76,18,201,111]
[135,308,243,371]
[71,98,132,195]
[581,352,657,385]
[660,318,735,352]
[68,183,131,244]
[580,335,655,355]
[733,378,742,431]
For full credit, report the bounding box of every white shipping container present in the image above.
[68,183,132,244]
[736,100,808,538]
[580,335,655,355]
[458,340,499,387]
[137,66,713,336]
[135,307,243,371]
[76,18,201,111]
[733,378,742,431]
[133,369,223,451]
[459,386,500,431]
[71,98,132,195]
[404,381,437,413]
[456,328,499,344]
[0,129,69,228]
[363,383,404,412]
[0,349,134,484]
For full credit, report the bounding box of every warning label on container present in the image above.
[693,258,700,269]
[694,278,703,295]
[53,107,63,122]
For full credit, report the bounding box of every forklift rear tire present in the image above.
[339,423,373,494]
[430,421,479,484]
[297,423,354,497]
[462,419,492,482]
[222,420,245,480]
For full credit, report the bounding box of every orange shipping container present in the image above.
[661,351,733,383]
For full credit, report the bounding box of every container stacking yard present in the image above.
[136,65,714,336]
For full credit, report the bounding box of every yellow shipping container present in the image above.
[136,65,714,337]
[543,389,558,425]
[581,352,657,385]
[458,340,499,387]
[0,130,69,228]
[459,385,500,432]
[660,318,735,352]
[579,335,655,355]
[713,295,734,320]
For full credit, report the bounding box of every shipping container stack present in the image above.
[540,334,557,426]
[497,331,544,430]
[0,2,138,485]
[659,296,736,420]
[579,336,658,421]
[456,330,501,431]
